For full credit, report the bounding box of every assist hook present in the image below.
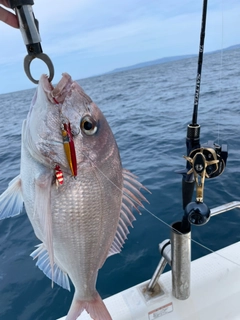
[9,0,54,84]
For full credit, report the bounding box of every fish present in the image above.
[0,73,149,320]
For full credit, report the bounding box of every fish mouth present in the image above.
[61,121,77,177]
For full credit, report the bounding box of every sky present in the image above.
[0,0,240,94]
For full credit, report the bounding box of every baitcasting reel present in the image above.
[186,141,228,180]
[182,141,228,229]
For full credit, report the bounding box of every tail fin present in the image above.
[66,292,112,320]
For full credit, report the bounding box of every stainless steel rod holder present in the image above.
[147,257,167,292]
[143,201,240,303]
[171,221,191,300]
[146,239,171,293]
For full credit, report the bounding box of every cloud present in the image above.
[0,0,240,93]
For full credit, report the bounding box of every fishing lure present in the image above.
[55,165,64,186]
[61,121,77,177]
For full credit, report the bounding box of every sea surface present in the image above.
[1,48,240,320]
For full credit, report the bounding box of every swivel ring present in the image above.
[24,53,55,84]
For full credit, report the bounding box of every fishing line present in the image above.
[217,1,224,145]
[142,206,240,268]
[217,52,223,145]
[81,151,240,269]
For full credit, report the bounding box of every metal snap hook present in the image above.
[24,53,55,84]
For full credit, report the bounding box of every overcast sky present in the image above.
[0,0,240,94]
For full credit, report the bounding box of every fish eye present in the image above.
[80,116,98,136]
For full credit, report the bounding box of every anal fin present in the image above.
[30,243,70,291]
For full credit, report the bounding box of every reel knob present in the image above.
[185,201,210,226]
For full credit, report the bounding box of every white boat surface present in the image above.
[58,240,240,320]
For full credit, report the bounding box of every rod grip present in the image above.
[182,177,195,210]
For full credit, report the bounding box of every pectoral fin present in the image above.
[0,175,23,219]
[34,170,55,283]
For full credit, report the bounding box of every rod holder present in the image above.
[143,240,171,299]
[171,221,191,300]
[143,201,240,303]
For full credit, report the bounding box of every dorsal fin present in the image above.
[108,169,150,257]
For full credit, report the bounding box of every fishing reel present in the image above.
[181,141,228,230]
[186,141,228,179]
[179,0,228,232]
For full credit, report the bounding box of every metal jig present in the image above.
[61,122,77,177]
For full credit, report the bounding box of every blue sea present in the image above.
[1,48,240,320]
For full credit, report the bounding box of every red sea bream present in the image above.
[0,73,148,320]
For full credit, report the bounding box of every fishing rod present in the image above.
[192,0,208,126]
[180,0,228,232]
[145,0,234,301]
[180,0,208,213]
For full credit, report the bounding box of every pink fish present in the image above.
[0,73,148,320]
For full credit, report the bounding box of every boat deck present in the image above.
[58,241,240,320]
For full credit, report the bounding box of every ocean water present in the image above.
[1,48,240,320]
